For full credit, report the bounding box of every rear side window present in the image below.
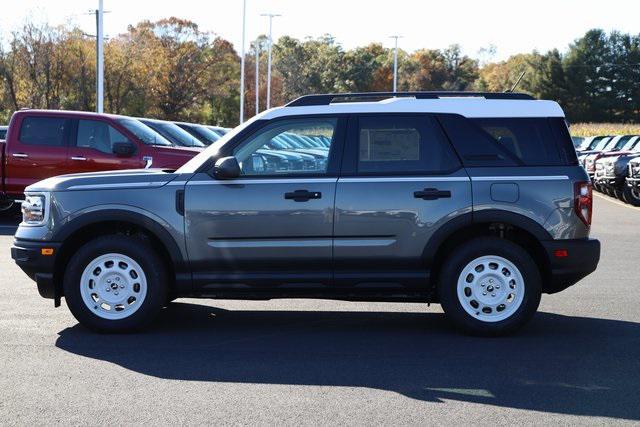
[357,115,460,174]
[19,117,68,146]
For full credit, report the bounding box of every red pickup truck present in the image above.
[0,110,201,210]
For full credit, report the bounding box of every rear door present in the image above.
[4,115,70,196]
[333,114,472,290]
[67,118,142,173]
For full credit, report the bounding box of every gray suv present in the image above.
[11,92,600,335]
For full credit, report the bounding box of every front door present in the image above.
[184,116,345,293]
[333,114,472,289]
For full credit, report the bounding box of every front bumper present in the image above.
[11,239,61,300]
[626,177,640,187]
[541,238,600,294]
[594,175,622,188]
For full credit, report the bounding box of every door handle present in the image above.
[12,153,28,158]
[413,188,451,200]
[70,156,87,161]
[284,189,322,202]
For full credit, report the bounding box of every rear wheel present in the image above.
[438,237,541,336]
[63,235,168,332]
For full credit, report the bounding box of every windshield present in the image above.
[181,124,221,145]
[586,136,604,150]
[620,136,638,151]
[146,121,204,148]
[118,119,172,146]
[594,137,612,150]
[176,114,263,174]
[613,135,633,150]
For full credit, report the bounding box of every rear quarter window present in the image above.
[18,116,69,146]
[437,114,569,167]
[471,118,562,166]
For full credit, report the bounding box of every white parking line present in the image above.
[594,192,640,211]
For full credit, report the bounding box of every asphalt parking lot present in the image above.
[1,194,639,425]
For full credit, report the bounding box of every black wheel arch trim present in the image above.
[423,209,553,264]
[52,209,188,273]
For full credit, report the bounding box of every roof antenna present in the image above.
[506,71,526,93]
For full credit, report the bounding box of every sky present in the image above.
[0,0,638,61]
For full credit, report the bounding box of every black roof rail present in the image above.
[286,91,535,107]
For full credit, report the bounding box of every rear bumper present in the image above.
[11,239,61,300]
[541,238,600,294]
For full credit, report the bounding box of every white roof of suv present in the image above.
[261,92,565,120]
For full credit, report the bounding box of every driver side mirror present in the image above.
[112,141,136,157]
[214,156,241,180]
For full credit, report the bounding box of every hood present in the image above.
[25,168,179,193]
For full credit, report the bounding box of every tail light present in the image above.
[574,181,593,226]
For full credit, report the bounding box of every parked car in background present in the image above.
[11,91,599,336]
[576,135,609,154]
[582,135,634,178]
[0,125,7,139]
[626,157,640,205]
[138,118,205,149]
[175,122,222,145]
[206,125,231,137]
[593,136,640,199]
[0,110,200,211]
[578,136,613,171]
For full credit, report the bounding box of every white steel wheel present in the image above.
[456,255,525,323]
[79,253,148,320]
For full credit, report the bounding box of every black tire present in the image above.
[613,187,624,201]
[63,234,169,333]
[438,237,542,336]
[623,186,640,206]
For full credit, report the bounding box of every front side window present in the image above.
[19,117,68,146]
[76,120,130,154]
[233,118,336,176]
[357,115,460,174]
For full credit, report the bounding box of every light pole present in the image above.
[97,0,104,113]
[389,35,403,92]
[255,39,260,115]
[239,0,247,123]
[261,13,281,110]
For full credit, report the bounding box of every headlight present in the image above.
[21,194,48,226]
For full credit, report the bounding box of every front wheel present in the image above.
[438,237,541,336]
[63,235,169,332]
[623,186,640,206]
